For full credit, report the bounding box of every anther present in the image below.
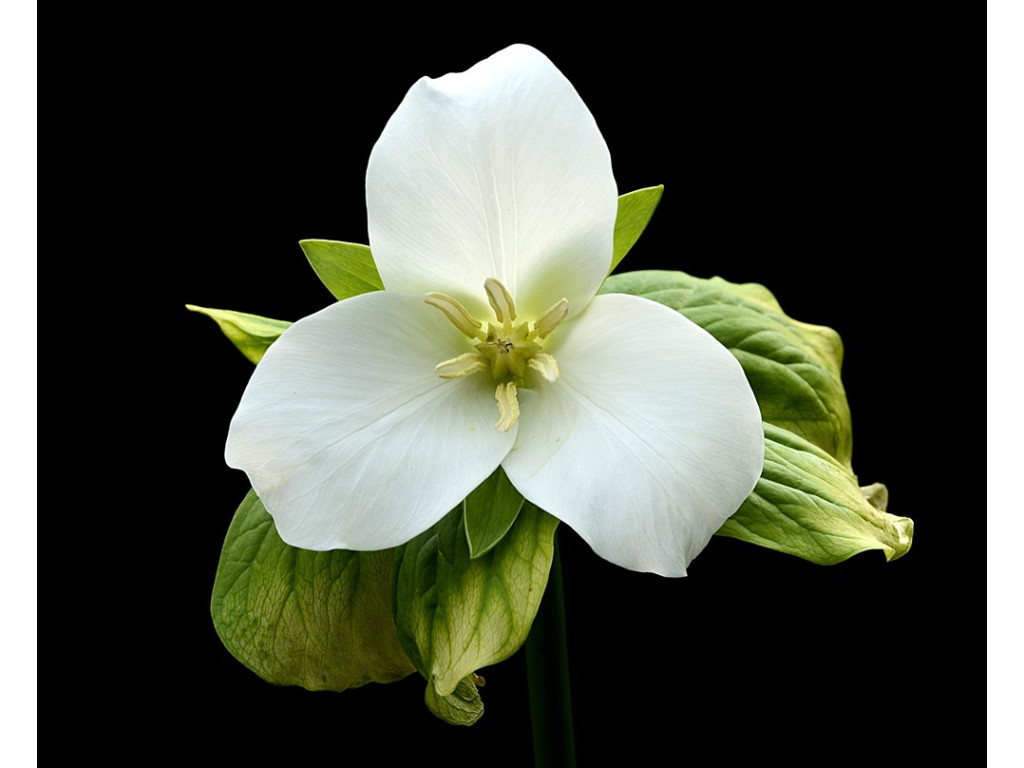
[424,293,484,339]
[483,278,517,326]
[494,381,520,432]
[532,298,569,339]
[527,353,560,383]
[435,352,488,379]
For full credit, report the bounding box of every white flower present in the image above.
[225,45,764,576]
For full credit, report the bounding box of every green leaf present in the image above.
[601,270,852,468]
[299,239,385,300]
[463,467,525,559]
[186,305,291,364]
[393,503,558,722]
[424,674,486,726]
[610,185,664,274]
[603,269,913,563]
[719,424,913,564]
[211,490,416,691]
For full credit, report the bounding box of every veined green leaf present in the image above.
[601,269,852,468]
[299,239,384,300]
[186,305,291,364]
[604,269,912,563]
[463,467,525,559]
[720,424,913,564]
[610,185,664,274]
[393,503,558,722]
[211,490,415,691]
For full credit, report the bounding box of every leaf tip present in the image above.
[859,482,912,561]
[424,674,485,726]
[886,516,914,561]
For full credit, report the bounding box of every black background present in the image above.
[127,11,973,765]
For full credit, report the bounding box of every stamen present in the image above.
[483,278,517,325]
[532,298,569,339]
[494,381,520,432]
[425,293,484,338]
[429,281,563,402]
[527,353,560,383]
[435,352,488,379]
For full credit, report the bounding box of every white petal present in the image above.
[367,44,617,322]
[225,292,516,551]
[502,294,764,576]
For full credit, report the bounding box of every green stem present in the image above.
[525,534,576,767]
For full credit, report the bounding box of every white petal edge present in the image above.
[366,44,617,322]
[502,294,765,576]
[225,291,517,551]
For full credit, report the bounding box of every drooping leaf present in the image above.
[610,185,664,274]
[463,467,525,559]
[393,503,558,722]
[186,305,291,364]
[720,424,913,564]
[299,239,385,300]
[604,269,912,564]
[601,269,852,468]
[211,490,415,691]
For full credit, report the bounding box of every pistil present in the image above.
[426,278,570,431]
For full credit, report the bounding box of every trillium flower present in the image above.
[225,45,764,576]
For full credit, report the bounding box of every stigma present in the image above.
[426,278,568,431]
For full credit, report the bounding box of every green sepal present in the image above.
[601,269,852,468]
[186,305,291,364]
[299,239,384,300]
[393,503,558,722]
[297,186,663,299]
[463,467,525,559]
[610,185,664,274]
[720,423,913,564]
[210,490,416,691]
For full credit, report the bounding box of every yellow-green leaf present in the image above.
[719,424,913,564]
[393,503,558,721]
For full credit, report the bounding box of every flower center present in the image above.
[425,277,568,432]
